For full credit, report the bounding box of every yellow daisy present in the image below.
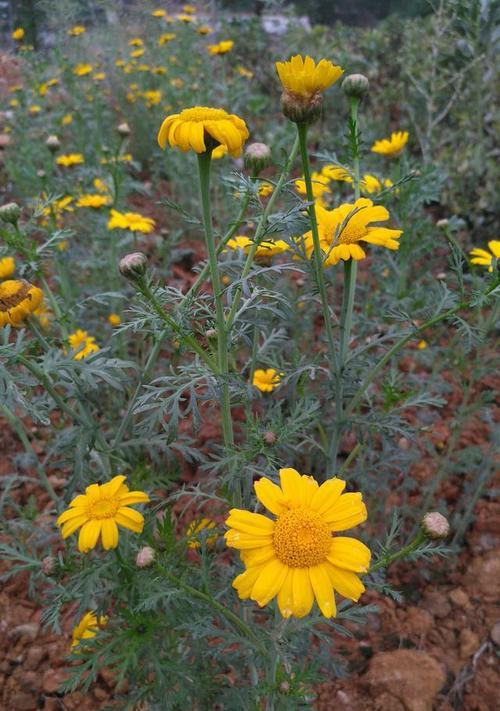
[76,194,110,208]
[321,164,352,183]
[252,368,282,392]
[227,236,289,259]
[295,171,331,205]
[57,474,149,552]
[186,518,218,549]
[207,40,234,55]
[275,55,343,99]
[225,468,370,618]
[157,106,249,157]
[0,279,43,328]
[371,131,408,157]
[12,28,25,41]
[71,611,106,649]
[302,198,402,266]
[107,209,156,233]
[0,256,15,279]
[158,33,176,45]
[469,241,500,272]
[55,153,84,167]
[361,174,394,194]
[68,25,86,36]
[108,313,121,327]
[68,329,100,360]
[73,63,93,76]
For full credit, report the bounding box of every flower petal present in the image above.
[225,530,273,549]
[78,520,101,552]
[277,569,294,618]
[254,477,287,516]
[118,491,150,505]
[233,564,265,599]
[240,545,276,568]
[61,515,88,538]
[323,492,367,531]
[251,558,288,606]
[100,475,127,498]
[325,562,365,601]
[327,537,371,572]
[115,507,144,533]
[309,563,336,618]
[101,519,119,549]
[57,507,87,525]
[225,509,275,535]
[310,477,346,515]
[291,567,314,618]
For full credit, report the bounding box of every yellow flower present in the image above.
[186,518,217,549]
[417,340,428,350]
[275,54,343,99]
[371,131,409,157]
[469,240,500,272]
[158,33,176,45]
[73,63,93,76]
[0,256,15,279]
[56,153,84,167]
[71,611,107,650]
[177,13,194,22]
[108,313,121,327]
[68,25,86,36]
[92,72,106,81]
[12,28,25,41]
[0,279,43,328]
[57,474,150,552]
[129,37,143,46]
[321,164,352,183]
[197,25,213,35]
[62,113,73,125]
[207,40,234,56]
[225,468,370,618]
[142,90,162,106]
[68,329,100,360]
[182,4,196,12]
[41,195,74,221]
[130,48,145,58]
[295,172,331,206]
[29,105,41,114]
[158,106,249,158]
[33,300,51,329]
[236,65,253,79]
[107,209,155,234]
[169,77,183,88]
[38,83,48,96]
[252,368,282,392]
[76,194,110,208]
[258,183,273,197]
[227,236,288,259]
[152,9,166,17]
[93,178,109,193]
[302,198,402,266]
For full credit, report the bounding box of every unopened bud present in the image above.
[36,170,46,179]
[0,202,21,224]
[263,431,277,445]
[205,328,217,339]
[436,219,449,229]
[119,252,147,280]
[342,73,369,99]
[279,681,290,694]
[280,89,323,124]
[244,142,272,174]
[117,121,131,137]
[45,134,60,152]
[42,555,55,575]
[422,512,450,540]
[136,546,155,568]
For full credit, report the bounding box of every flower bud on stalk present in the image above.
[421,512,450,540]
[136,546,155,568]
[0,202,21,225]
[117,122,131,138]
[342,73,369,100]
[119,252,148,280]
[281,89,324,125]
[45,134,61,152]
[244,142,272,174]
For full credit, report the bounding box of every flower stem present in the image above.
[296,123,337,375]
[197,151,234,450]
[368,531,426,574]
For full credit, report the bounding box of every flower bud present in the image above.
[117,121,131,137]
[0,202,21,224]
[280,89,323,124]
[42,555,55,575]
[119,252,148,280]
[436,219,449,229]
[342,73,369,100]
[244,142,272,174]
[205,328,217,339]
[263,431,277,445]
[45,134,61,152]
[422,512,450,540]
[136,546,155,568]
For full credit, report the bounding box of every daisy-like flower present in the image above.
[107,209,156,233]
[182,3,196,12]
[252,368,283,392]
[158,33,176,45]
[68,25,86,36]
[469,241,500,272]
[237,65,253,79]
[225,468,370,618]
[68,329,99,360]
[0,256,15,279]
[56,153,84,167]
[128,37,143,47]
[371,131,408,157]
[276,55,343,99]
[62,113,73,125]
[152,9,166,17]
[177,13,194,22]
[186,518,218,549]
[0,279,43,328]
[227,236,288,259]
[361,174,393,194]
[321,164,352,183]
[158,106,248,157]
[71,611,107,650]
[108,313,121,327]
[12,28,25,41]
[207,40,234,55]
[76,194,110,208]
[57,474,150,552]
[197,25,213,36]
[73,63,93,76]
[258,183,273,197]
[302,198,402,266]
[295,171,331,207]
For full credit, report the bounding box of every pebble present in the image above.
[490,622,500,646]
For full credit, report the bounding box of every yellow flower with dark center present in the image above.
[275,54,343,99]
[158,106,249,157]
[68,25,86,36]
[107,209,156,233]
[158,33,176,45]
[68,329,100,360]
[207,40,234,56]
[108,313,121,327]
[142,90,162,106]
[252,368,283,392]
[73,63,93,76]
[130,48,145,58]
[227,236,288,259]
[371,131,409,157]
[57,474,150,552]
[186,518,218,549]
[71,611,107,650]
[12,28,25,41]
[56,153,84,167]
[225,468,370,618]
[469,241,500,272]
[0,279,43,328]
[76,194,110,208]
[321,164,352,183]
[0,256,15,279]
[302,198,402,266]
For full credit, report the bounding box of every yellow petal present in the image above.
[224,530,273,549]
[240,545,276,568]
[101,519,119,549]
[309,563,336,618]
[100,475,127,497]
[118,491,149,505]
[115,507,144,533]
[57,507,86,525]
[488,240,500,258]
[277,569,294,618]
[254,477,287,516]
[279,468,306,506]
[233,565,264,599]
[327,537,371,572]
[78,520,101,552]
[323,492,367,531]
[325,562,365,601]
[291,567,314,618]
[310,478,346,515]
[225,509,275,535]
[251,558,288,606]
[61,515,88,538]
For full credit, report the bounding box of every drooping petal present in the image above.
[101,519,119,549]
[115,507,144,533]
[277,569,294,618]
[327,537,371,572]
[78,520,102,552]
[291,567,314,618]
[309,563,336,618]
[251,558,289,607]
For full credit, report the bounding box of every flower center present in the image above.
[86,497,120,520]
[273,507,332,567]
[179,107,229,122]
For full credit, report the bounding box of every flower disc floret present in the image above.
[157,106,249,157]
[273,508,331,567]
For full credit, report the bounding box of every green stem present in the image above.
[337,442,362,478]
[368,531,426,574]
[197,151,234,449]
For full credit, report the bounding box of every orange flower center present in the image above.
[86,497,120,520]
[273,507,331,567]
[179,107,229,123]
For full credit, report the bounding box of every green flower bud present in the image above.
[342,74,369,100]
[119,252,148,280]
[0,202,21,225]
[244,142,272,174]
